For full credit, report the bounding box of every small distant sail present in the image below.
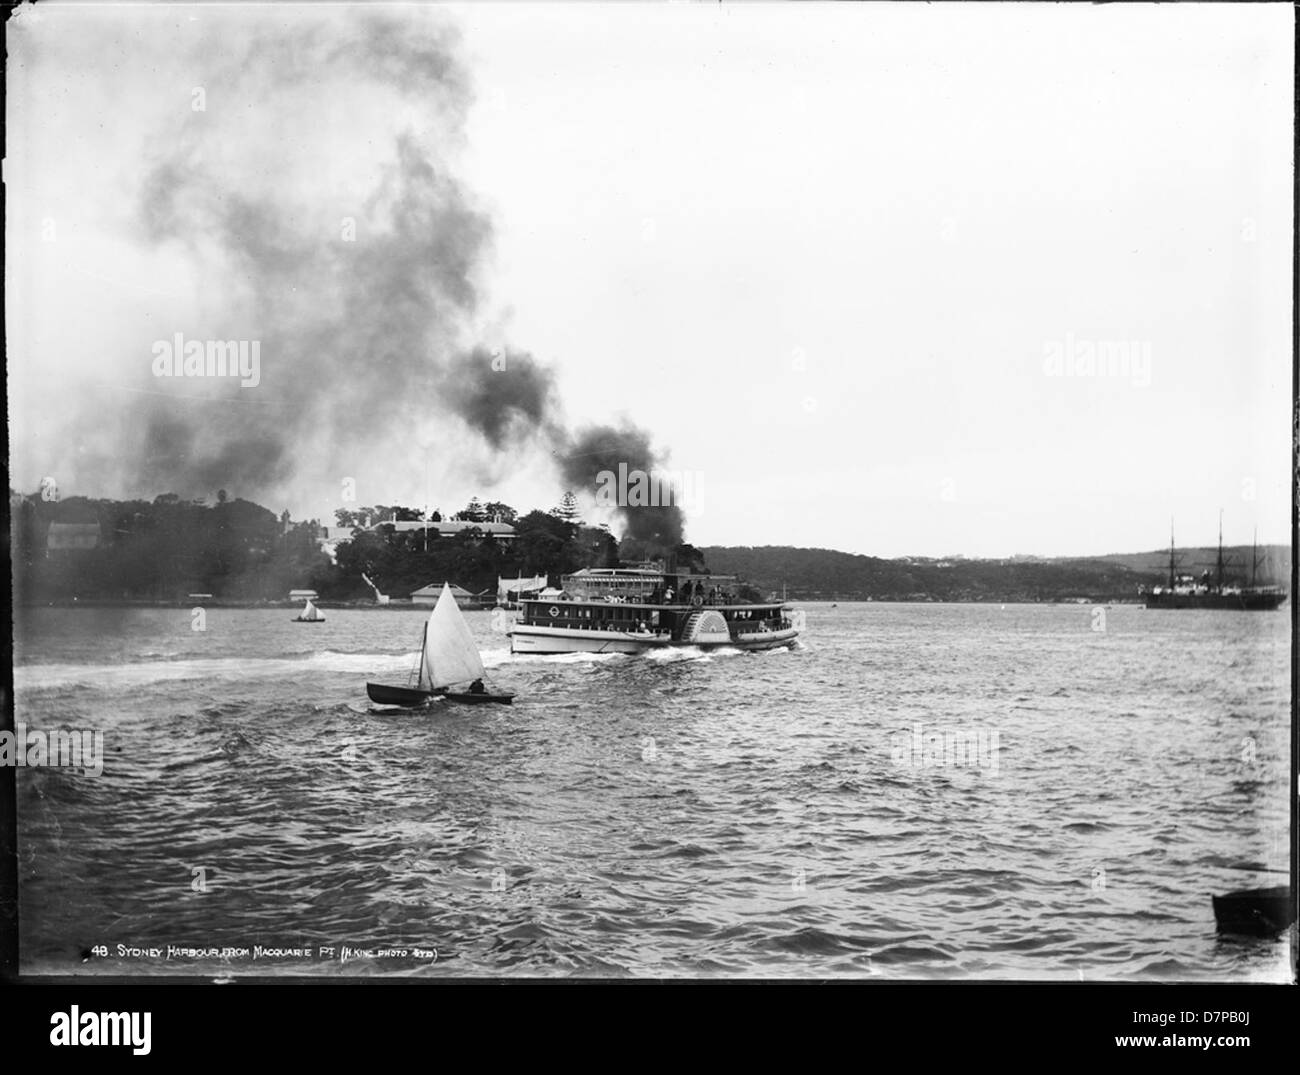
[424,583,485,690]
[300,599,324,621]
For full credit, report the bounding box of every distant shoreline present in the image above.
[15,597,1153,610]
[13,599,475,611]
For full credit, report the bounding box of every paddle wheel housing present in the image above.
[680,609,731,644]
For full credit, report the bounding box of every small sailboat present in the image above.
[294,598,325,623]
[366,583,513,707]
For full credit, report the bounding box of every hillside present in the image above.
[12,484,1289,607]
[1093,545,1289,584]
[700,544,1290,603]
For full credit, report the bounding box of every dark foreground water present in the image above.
[12,602,1293,979]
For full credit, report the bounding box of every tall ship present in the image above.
[1141,517,1286,611]
[508,565,802,654]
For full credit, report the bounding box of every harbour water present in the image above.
[12,602,1292,979]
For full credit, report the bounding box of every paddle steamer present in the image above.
[508,566,802,654]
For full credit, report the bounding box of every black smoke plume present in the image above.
[446,354,688,554]
[558,423,686,556]
[86,8,687,549]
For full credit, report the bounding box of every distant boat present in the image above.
[366,583,513,706]
[1141,516,1286,611]
[293,598,325,623]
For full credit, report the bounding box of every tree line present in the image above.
[10,489,617,603]
[702,546,1171,603]
[15,486,1220,605]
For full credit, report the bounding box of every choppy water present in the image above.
[12,602,1293,979]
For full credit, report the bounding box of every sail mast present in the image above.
[416,621,430,690]
[1215,509,1226,589]
[1168,518,1176,590]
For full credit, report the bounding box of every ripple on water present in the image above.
[13,603,1294,980]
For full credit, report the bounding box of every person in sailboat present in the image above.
[468,678,486,694]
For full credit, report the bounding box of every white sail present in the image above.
[302,599,323,621]
[423,583,486,690]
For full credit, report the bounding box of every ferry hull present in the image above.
[509,624,798,654]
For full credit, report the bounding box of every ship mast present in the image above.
[1168,518,1176,590]
[1251,527,1262,587]
[1215,509,1226,589]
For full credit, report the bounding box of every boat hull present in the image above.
[1212,886,1294,936]
[1145,592,1286,611]
[444,691,514,705]
[365,682,442,707]
[509,624,798,655]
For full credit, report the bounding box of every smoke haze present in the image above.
[10,4,687,549]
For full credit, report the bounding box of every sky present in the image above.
[7,2,1294,558]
